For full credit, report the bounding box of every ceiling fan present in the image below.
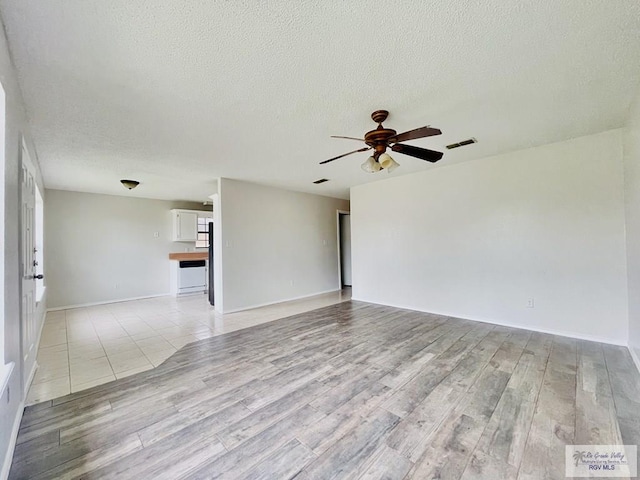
[320,110,443,173]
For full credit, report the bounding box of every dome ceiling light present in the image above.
[120,179,140,190]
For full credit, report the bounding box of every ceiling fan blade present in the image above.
[391,143,443,163]
[390,126,442,143]
[331,136,366,141]
[320,146,371,164]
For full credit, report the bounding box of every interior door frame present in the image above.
[336,209,350,289]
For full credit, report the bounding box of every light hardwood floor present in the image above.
[10,301,640,479]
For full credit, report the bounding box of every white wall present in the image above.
[0,19,47,478]
[45,189,207,309]
[351,130,628,345]
[211,193,223,312]
[218,178,349,313]
[624,87,640,368]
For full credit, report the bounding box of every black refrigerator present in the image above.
[208,221,214,306]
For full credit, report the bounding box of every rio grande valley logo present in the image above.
[566,445,637,478]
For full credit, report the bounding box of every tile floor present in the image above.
[28,289,351,405]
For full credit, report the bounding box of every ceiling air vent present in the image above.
[313,178,329,184]
[446,138,477,150]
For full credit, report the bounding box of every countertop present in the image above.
[168,252,208,261]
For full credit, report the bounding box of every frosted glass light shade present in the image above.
[379,153,400,173]
[361,156,381,173]
[386,157,400,172]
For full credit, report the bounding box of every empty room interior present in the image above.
[1,1,640,479]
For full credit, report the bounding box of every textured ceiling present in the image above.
[1,1,640,201]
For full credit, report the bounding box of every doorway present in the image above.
[338,211,352,288]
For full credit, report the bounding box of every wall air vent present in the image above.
[446,138,477,150]
[313,178,329,184]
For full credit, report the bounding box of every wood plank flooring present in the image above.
[9,301,640,479]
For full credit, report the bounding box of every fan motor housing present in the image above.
[364,127,397,151]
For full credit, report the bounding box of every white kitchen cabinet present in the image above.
[171,209,213,242]
[171,210,198,241]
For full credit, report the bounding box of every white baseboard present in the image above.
[629,345,640,374]
[471,317,626,346]
[222,288,342,314]
[47,293,171,312]
[1,396,24,480]
[351,296,627,347]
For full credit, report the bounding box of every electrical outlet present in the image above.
[153,232,159,238]
[290,280,295,286]
[115,283,120,290]
[526,298,534,308]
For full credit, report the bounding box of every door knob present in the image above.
[34,274,43,280]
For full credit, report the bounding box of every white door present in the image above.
[340,214,352,286]
[21,147,38,389]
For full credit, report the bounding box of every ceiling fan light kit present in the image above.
[360,152,399,174]
[321,110,444,173]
